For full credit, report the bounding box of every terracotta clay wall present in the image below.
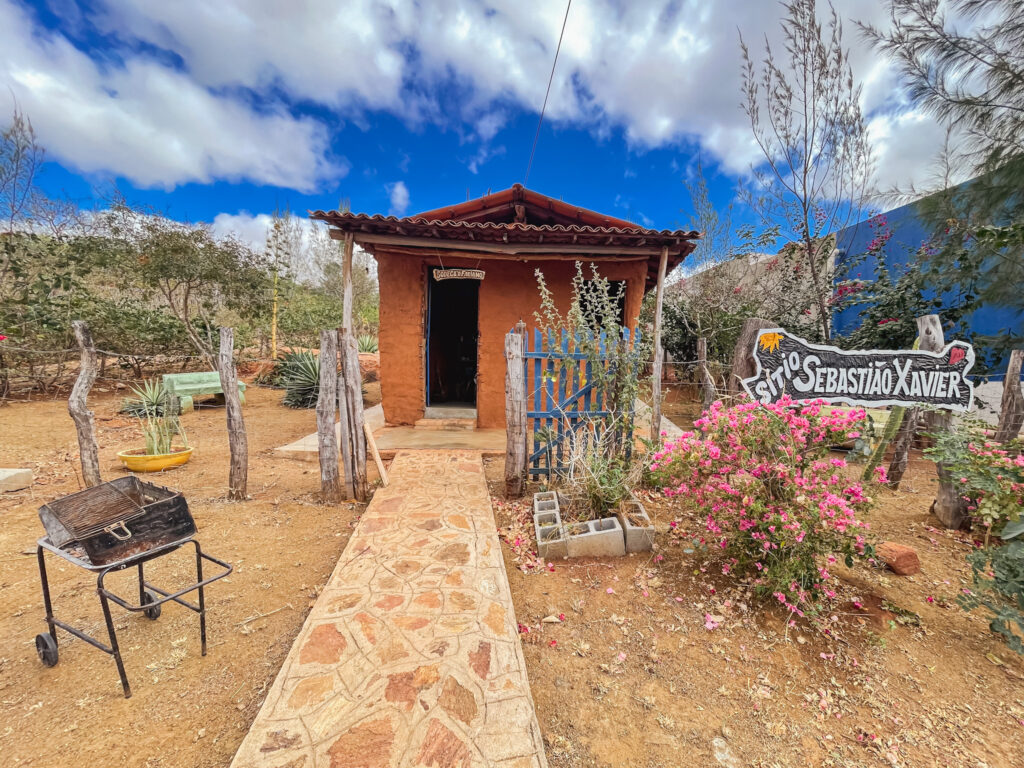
[375,251,647,429]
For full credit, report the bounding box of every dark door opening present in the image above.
[426,275,479,406]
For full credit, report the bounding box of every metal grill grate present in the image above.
[43,481,144,539]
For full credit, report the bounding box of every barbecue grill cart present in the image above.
[34,477,231,698]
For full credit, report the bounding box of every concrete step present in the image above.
[414,418,475,430]
[424,405,476,420]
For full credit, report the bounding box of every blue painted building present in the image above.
[832,186,1019,374]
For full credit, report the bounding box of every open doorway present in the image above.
[426,275,479,408]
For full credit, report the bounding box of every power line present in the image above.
[524,0,572,186]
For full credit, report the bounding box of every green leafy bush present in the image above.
[357,334,378,353]
[924,421,1024,543]
[959,541,1024,654]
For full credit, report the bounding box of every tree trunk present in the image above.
[697,337,716,413]
[727,317,772,396]
[217,327,248,500]
[886,407,918,490]
[69,320,101,487]
[995,349,1024,443]
[650,246,669,444]
[504,327,527,497]
[316,329,343,503]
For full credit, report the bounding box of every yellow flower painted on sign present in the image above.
[759,332,784,353]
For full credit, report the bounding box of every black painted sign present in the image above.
[741,329,975,411]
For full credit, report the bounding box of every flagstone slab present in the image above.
[230,450,548,768]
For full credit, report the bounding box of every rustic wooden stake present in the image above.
[650,246,669,444]
[217,327,248,501]
[504,328,527,497]
[697,336,716,413]
[340,327,368,502]
[316,329,343,502]
[727,317,772,396]
[335,330,355,499]
[69,320,101,487]
[364,422,388,487]
[995,349,1024,444]
[341,232,355,333]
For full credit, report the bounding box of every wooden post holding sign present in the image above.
[504,327,528,497]
[740,322,976,530]
[995,349,1024,443]
[69,320,102,487]
[728,318,773,396]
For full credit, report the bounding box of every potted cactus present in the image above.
[117,381,192,472]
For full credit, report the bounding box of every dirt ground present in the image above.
[485,443,1024,767]
[0,384,376,768]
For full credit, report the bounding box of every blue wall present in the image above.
[833,192,1018,374]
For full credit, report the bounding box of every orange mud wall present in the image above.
[375,251,647,429]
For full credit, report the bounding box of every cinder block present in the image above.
[566,517,626,558]
[617,497,655,553]
[0,468,33,492]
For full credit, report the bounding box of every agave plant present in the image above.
[357,334,378,353]
[121,379,171,417]
[140,411,188,455]
[280,351,320,408]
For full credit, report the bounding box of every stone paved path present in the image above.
[230,450,548,768]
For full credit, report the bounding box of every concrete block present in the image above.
[617,497,655,553]
[566,517,626,558]
[0,468,33,492]
[534,512,567,560]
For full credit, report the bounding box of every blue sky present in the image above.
[2,0,953,249]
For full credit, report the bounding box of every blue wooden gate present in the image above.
[521,327,639,479]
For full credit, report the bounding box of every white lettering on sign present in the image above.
[432,268,485,281]
[741,329,975,411]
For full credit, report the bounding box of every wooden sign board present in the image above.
[432,268,485,281]
[741,329,975,411]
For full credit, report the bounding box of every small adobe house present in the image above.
[311,184,698,430]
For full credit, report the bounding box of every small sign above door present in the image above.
[432,268,485,281]
[741,329,975,411]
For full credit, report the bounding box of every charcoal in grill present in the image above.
[39,477,196,566]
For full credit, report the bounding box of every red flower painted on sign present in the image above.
[949,347,965,366]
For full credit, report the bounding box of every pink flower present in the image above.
[606,587,615,594]
[617,652,627,661]
[704,614,720,630]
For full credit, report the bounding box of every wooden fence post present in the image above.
[339,327,368,502]
[217,327,248,500]
[727,317,772,396]
[317,329,343,502]
[697,336,716,413]
[504,329,527,497]
[650,246,669,444]
[69,320,101,487]
[995,349,1024,444]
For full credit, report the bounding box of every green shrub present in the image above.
[280,351,320,408]
[357,334,378,353]
[960,541,1024,654]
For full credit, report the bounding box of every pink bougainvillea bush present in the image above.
[651,397,876,619]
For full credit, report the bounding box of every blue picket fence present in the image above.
[521,327,639,478]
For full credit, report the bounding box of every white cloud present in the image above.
[1,0,959,196]
[0,0,343,191]
[387,181,410,216]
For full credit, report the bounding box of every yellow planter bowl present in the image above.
[117,447,193,472]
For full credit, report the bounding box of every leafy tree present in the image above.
[740,0,874,342]
[863,0,1024,351]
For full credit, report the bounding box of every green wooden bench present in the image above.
[162,372,246,412]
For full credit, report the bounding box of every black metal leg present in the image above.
[36,546,58,647]
[137,561,146,606]
[195,540,207,656]
[98,581,131,698]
